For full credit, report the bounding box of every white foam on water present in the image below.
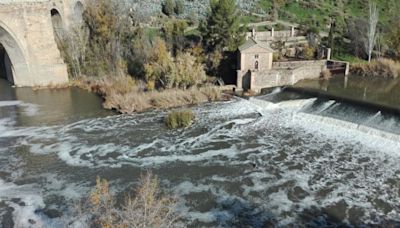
[0,178,45,228]
[0,100,23,107]
[0,100,40,116]
[315,100,336,113]
[0,117,15,133]
[2,97,400,226]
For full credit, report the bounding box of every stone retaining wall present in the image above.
[239,60,327,92]
[245,29,299,41]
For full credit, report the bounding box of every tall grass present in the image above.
[165,110,195,129]
[351,58,400,78]
[73,76,224,114]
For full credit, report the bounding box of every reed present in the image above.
[165,110,195,129]
[351,58,400,78]
[73,76,224,114]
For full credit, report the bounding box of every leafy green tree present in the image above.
[175,0,185,15]
[162,20,188,54]
[272,0,285,21]
[83,0,120,75]
[199,0,245,52]
[162,0,175,16]
[386,19,400,59]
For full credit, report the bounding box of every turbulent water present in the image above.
[1,82,400,227]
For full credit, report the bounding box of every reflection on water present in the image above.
[0,79,114,127]
[1,78,400,227]
[295,75,400,108]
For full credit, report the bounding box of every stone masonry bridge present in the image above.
[0,0,84,86]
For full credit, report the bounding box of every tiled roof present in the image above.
[238,38,274,52]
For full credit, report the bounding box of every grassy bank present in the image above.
[351,59,400,78]
[73,76,225,114]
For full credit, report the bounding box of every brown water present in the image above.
[295,75,400,109]
[0,78,400,227]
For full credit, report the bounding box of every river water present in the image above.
[0,78,400,227]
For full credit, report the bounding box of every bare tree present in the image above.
[365,1,379,62]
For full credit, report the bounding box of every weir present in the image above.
[284,86,400,115]
[251,91,400,142]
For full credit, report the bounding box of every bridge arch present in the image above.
[0,21,29,85]
[51,8,64,37]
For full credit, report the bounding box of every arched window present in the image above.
[255,61,259,70]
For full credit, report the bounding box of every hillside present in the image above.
[253,0,400,31]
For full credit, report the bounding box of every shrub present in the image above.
[302,45,315,60]
[162,0,175,16]
[74,76,223,114]
[165,110,195,129]
[174,0,184,15]
[87,173,179,227]
[351,58,400,78]
[145,39,207,90]
[273,52,282,62]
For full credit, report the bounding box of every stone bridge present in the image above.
[0,0,84,86]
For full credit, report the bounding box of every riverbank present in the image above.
[350,58,400,78]
[72,76,228,114]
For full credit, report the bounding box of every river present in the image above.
[0,77,399,227]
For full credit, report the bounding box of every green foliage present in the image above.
[302,45,315,60]
[162,0,175,16]
[162,19,188,53]
[165,110,195,129]
[386,18,400,59]
[199,0,245,52]
[83,0,121,75]
[272,0,286,21]
[144,39,207,89]
[175,0,185,15]
[333,53,367,64]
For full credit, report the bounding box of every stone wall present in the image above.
[236,60,327,92]
[0,1,69,86]
[272,60,326,69]
[246,29,299,41]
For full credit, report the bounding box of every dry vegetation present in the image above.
[320,69,332,80]
[351,58,400,78]
[73,76,224,114]
[165,110,195,129]
[86,173,180,227]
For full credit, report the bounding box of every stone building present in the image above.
[236,32,348,92]
[236,37,274,90]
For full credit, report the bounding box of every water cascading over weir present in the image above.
[0,0,83,87]
[249,91,400,143]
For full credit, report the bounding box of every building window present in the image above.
[255,61,259,70]
[255,54,259,59]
